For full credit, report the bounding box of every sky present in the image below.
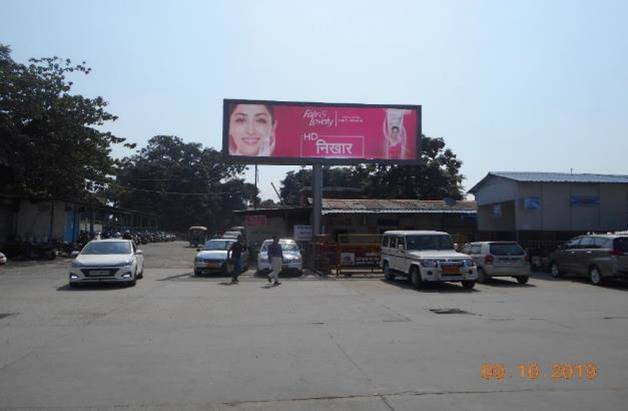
[1,0,627,201]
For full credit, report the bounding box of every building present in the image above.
[235,198,477,246]
[0,194,158,248]
[468,172,628,245]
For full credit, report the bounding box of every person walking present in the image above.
[228,236,246,284]
[267,236,283,286]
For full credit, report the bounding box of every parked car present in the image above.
[548,234,628,285]
[461,241,530,284]
[222,230,242,239]
[0,251,7,265]
[68,239,144,287]
[193,238,248,276]
[380,230,478,289]
[257,238,303,275]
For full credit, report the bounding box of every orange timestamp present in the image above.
[481,362,598,382]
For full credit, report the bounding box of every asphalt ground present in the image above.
[0,241,627,410]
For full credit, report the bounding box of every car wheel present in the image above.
[516,276,529,285]
[589,266,604,286]
[410,266,422,289]
[383,262,394,281]
[461,280,476,289]
[138,269,144,279]
[550,262,561,279]
[477,267,490,283]
[193,269,201,277]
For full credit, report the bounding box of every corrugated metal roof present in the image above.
[321,199,477,215]
[469,172,628,193]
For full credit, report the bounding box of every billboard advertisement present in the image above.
[222,99,421,165]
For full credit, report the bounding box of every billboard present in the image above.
[222,99,421,165]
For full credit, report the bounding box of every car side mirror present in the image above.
[196,248,201,252]
[135,250,143,255]
[398,244,405,250]
[71,250,79,257]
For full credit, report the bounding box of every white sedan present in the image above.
[257,239,303,275]
[0,251,6,265]
[69,239,144,287]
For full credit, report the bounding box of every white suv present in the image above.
[380,230,478,289]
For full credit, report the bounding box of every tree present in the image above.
[364,136,465,199]
[278,135,465,204]
[0,44,128,199]
[113,135,257,232]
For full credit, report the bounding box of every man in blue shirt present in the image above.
[267,236,283,286]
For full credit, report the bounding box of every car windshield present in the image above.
[260,240,298,252]
[614,237,628,252]
[490,243,525,256]
[281,241,299,251]
[81,241,131,255]
[204,240,233,250]
[405,235,454,250]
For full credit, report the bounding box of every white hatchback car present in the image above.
[257,239,303,275]
[461,241,530,284]
[69,239,144,287]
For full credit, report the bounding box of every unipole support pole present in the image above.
[312,164,323,236]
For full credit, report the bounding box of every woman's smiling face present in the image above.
[229,104,275,156]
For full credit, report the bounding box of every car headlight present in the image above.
[462,259,475,267]
[420,259,437,268]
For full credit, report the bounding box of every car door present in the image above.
[388,236,399,270]
[396,235,408,273]
[574,236,595,276]
[559,237,582,273]
[132,242,143,273]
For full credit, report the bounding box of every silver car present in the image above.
[548,234,628,285]
[461,241,530,284]
[193,238,248,276]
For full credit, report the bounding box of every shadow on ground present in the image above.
[382,278,480,293]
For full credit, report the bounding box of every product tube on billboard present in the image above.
[222,99,422,165]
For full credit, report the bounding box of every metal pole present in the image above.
[254,164,259,209]
[312,164,323,236]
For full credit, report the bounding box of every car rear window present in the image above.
[614,237,628,252]
[489,243,524,256]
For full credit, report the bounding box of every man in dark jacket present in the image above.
[228,236,246,284]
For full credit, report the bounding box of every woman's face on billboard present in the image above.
[229,104,275,156]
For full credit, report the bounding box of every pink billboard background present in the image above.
[225,102,419,162]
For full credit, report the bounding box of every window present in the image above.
[397,237,405,249]
[382,236,389,247]
[579,237,596,249]
[461,245,470,254]
[405,235,454,251]
[471,244,482,254]
[565,238,582,250]
[489,243,525,256]
[82,241,131,255]
[389,237,397,248]
[594,237,611,249]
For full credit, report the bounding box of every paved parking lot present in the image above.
[1,241,627,410]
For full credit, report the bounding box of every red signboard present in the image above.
[245,215,267,227]
[223,99,421,165]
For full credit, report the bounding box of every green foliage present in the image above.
[279,136,465,205]
[0,44,125,199]
[113,135,257,232]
